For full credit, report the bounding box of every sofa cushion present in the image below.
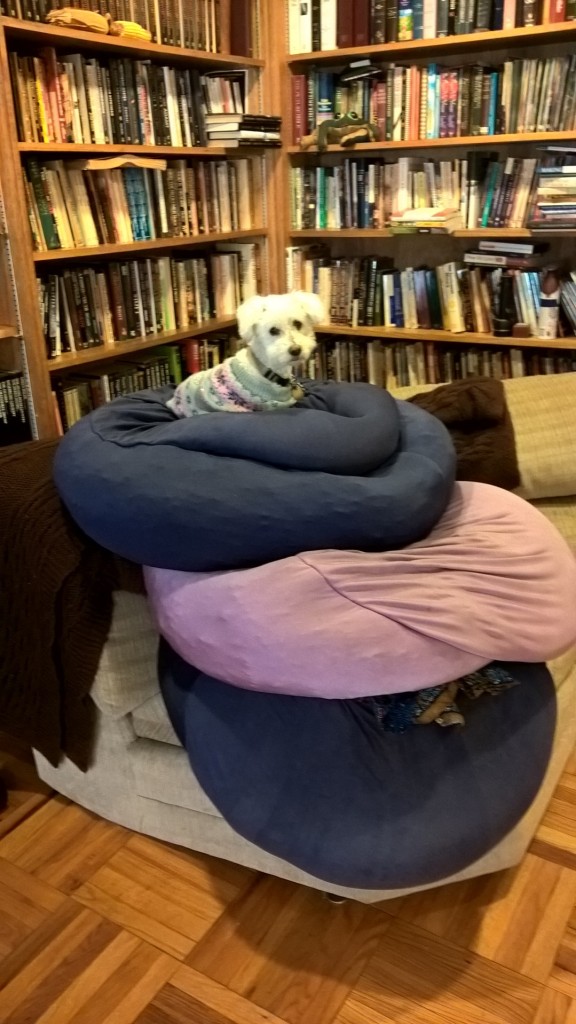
[91,592,160,719]
[145,482,576,699]
[53,383,456,571]
[159,640,556,890]
[394,374,576,502]
[131,693,180,746]
[501,374,576,501]
[533,497,576,554]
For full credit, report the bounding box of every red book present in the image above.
[337,0,354,47]
[353,0,370,44]
[230,0,252,56]
[185,341,201,374]
[292,74,307,144]
[549,0,566,19]
[374,80,387,140]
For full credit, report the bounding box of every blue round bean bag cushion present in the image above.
[53,382,456,571]
[159,639,556,889]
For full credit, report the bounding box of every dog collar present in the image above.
[248,351,292,387]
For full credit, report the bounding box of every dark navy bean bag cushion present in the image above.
[53,382,456,571]
[159,640,556,890]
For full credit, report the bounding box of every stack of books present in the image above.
[286,243,568,338]
[288,0,564,52]
[1,0,254,53]
[528,150,576,229]
[292,56,576,145]
[24,157,254,251]
[9,50,209,147]
[52,334,242,431]
[205,114,282,148]
[53,348,181,432]
[38,244,259,357]
[290,155,539,231]
[0,371,33,447]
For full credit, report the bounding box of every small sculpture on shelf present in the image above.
[45,7,152,40]
[299,112,379,152]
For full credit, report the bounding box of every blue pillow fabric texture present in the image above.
[159,639,556,890]
[53,382,456,571]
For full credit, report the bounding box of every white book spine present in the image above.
[320,0,337,50]
[299,0,313,52]
[423,0,437,38]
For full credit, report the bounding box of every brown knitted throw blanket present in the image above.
[408,376,520,491]
[0,377,518,771]
[0,439,144,771]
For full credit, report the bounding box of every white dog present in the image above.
[167,291,325,417]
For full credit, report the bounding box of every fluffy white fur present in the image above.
[167,291,326,417]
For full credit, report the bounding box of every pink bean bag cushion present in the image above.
[144,482,576,699]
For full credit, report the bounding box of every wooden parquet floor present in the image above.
[2,736,576,1024]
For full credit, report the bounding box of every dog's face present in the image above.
[237,291,325,376]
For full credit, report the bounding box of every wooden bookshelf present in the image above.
[290,228,576,238]
[47,318,237,372]
[0,17,264,67]
[0,4,273,438]
[288,131,576,156]
[18,143,242,157]
[32,229,267,264]
[315,323,576,350]
[0,324,16,339]
[286,20,576,65]
[281,11,576,386]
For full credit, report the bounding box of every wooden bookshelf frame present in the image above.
[0,5,275,438]
[47,318,238,371]
[32,229,268,263]
[0,16,265,66]
[286,19,576,65]
[288,132,576,157]
[17,143,269,156]
[290,228,576,238]
[314,323,576,349]
[280,8,576,371]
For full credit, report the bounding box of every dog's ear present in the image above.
[291,291,326,326]
[237,295,267,340]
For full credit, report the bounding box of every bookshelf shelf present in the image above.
[290,228,576,238]
[290,229,392,238]
[32,229,267,263]
[47,318,238,372]
[316,323,576,350]
[288,131,576,157]
[0,324,16,339]
[286,20,576,65]
[0,17,264,67]
[17,143,237,158]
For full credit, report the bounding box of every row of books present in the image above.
[302,337,576,388]
[292,56,576,144]
[9,50,254,147]
[0,0,255,54]
[0,371,33,446]
[529,159,576,230]
[53,335,241,430]
[290,154,539,231]
[54,348,180,432]
[38,246,258,357]
[205,113,282,148]
[288,0,573,52]
[24,157,255,251]
[286,244,572,337]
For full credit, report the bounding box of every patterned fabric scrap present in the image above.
[362,665,519,733]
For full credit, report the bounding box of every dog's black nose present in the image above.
[289,345,302,358]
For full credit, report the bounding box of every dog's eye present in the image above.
[269,327,281,336]
[292,320,303,331]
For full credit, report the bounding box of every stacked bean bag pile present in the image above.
[54,381,576,889]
